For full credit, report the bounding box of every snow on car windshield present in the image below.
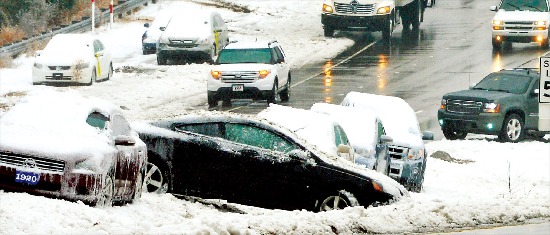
[43,37,90,54]
[217,48,271,64]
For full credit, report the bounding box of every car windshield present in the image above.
[217,48,272,64]
[473,72,532,94]
[500,0,549,12]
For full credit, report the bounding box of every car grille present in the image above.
[220,72,258,84]
[48,66,71,71]
[389,145,408,160]
[45,75,72,81]
[169,39,196,48]
[0,152,66,173]
[504,21,538,30]
[446,100,483,115]
[334,2,375,14]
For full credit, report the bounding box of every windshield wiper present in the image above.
[472,87,487,90]
[491,89,511,93]
[524,5,543,11]
[504,2,521,10]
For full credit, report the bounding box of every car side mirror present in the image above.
[288,149,309,161]
[95,51,104,57]
[115,135,136,146]
[159,26,166,31]
[490,6,497,11]
[469,83,477,89]
[422,131,435,140]
[144,22,150,28]
[380,135,393,143]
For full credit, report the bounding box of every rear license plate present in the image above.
[232,84,244,92]
[15,170,40,185]
[52,73,63,80]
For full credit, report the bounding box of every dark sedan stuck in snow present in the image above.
[0,90,147,206]
[133,111,407,212]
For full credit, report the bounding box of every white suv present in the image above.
[207,41,291,107]
[491,0,550,50]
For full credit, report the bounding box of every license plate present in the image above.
[52,73,63,80]
[232,84,244,92]
[15,170,40,185]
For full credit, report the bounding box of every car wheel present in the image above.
[96,173,114,207]
[280,75,291,102]
[132,171,143,202]
[157,54,167,65]
[382,15,393,42]
[542,30,549,49]
[208,94,218,107]
[442,127,467,140]
[144,162,168,194]
[324,25,335,37]
[492,38,502,50]
[411,0,421,30]
[317,190,360,212]
[267,81,279,104]
[499,114,524,143]
[106,63,113,81]
[87,69,96,86]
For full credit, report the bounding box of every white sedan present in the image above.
[32,33,113,86]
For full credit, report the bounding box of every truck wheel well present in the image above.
[504,109,525,122]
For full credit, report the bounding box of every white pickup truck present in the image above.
[321,0,432,41]
[490,0,550,50]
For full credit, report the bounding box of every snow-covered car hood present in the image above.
[494,10,550,22]
[162,24,211,41]
[387,131,424,149]
[0,89,119,164]
[212,63,273,72]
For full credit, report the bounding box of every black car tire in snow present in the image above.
[499,114,524,143]
[144,162,169,194]
[324,26,335,37]
[96,173,114,207]
[208,94,218,107]
[157,54,167,65]
[280,76,291,102]
[87,69,96,86]
[382,15,393,42]
[492,38,503,50]
[267,81,279,104]
[411,0,421,30]
[442,127,467,140]
[106,63,113,81]
[317,190,360,212]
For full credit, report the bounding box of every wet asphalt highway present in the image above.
[212,0,549,140]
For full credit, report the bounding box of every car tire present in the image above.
[280,75,291,102]
[492,38,502,50]
[442,127,467,140]
[411,0,421,30]
[157,54,167,65]
[498,114,524,143]
[317,190,360,212]
[87,69,96,86]
[267,81,279,104]
[542,31,549,49]
[144,161,169,194]
[106,63,113,81]
[324,25,335,37]
[96,173,114,207]
[382,15,393,42]
[208,94,218,107]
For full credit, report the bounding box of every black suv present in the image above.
[438,68,544,142]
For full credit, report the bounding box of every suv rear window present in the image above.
[217,48,271,64]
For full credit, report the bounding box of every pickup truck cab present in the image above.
[438,68,544,142]
[490,0,550,50]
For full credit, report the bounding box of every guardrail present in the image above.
[0,0,152,58]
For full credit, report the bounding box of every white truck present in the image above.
[321,0,432,40]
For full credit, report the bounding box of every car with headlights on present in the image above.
[156,10,229,65]
[207,40,291,107]
[490,0,550,50]
[133,111,407,212]
[0,90,147,206]
[32,33,113,86]
[438,68,545,142]
[341,92,434,192]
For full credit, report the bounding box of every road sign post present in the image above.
[539,57,550,131]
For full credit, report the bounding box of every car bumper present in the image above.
[492,29,548,43]
[157,43,211,58]
[0,164,104,204]
[321,13,387,31]
[142,42,157,52]
[32,66,93,85]
[208,87,272,101]
[437,109,505,135]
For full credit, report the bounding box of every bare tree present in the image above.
[18,0,55,36]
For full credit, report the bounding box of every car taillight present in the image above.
[211,70,221,80]
[259,70,270,78]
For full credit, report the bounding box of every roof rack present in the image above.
[501,67,540,74]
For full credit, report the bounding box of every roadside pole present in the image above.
[91,0,95,35]
[539,57,550,131]
[110,0,114,30]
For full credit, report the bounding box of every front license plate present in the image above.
[52,73,63,80]
[232,84,244,92]
[15,170,40,185]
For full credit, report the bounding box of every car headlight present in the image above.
[440,99,447,109]
[33,62,43,69]
[377,6,391,14]
[493,20,503,26]
[493,20,504,30]
[211,70,221,80]
[258,69,270,78]
[483,102,500,113]
[322,3,333,13]
[408,148,424,160]
[535,20,546,26]
[75,62,89,69]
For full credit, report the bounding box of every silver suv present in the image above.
[207,41,291,107]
